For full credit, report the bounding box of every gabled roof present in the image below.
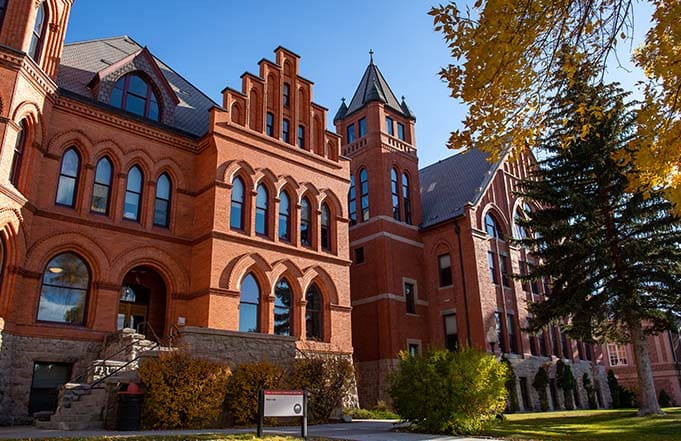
[419,148,501,228]
[341,59,414,120]
[57,36,218,137]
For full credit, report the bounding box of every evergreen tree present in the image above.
[515,62,681,416]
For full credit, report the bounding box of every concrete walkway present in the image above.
[0,420,498,441]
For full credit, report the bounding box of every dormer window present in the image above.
[28,2,46,60]
[110,73,160,122]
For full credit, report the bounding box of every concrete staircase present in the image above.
[34,328,169,430]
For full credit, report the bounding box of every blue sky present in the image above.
[65,1,652,168]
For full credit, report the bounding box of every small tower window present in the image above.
[347,123,355,143]
[297,125,305,148]
[397,122,405,141]
[385,116,394,136]
[348,175,357,226]
[402,173,412,224]
[28,2,46,61]
[282,119,290,143]
[359,117,367,137]
[391,168,400,221]
[55,148,81,208]
[9,120,28,187]
[0,1,8,31]
[360,168,369,222]
[283,83,291,108]
[110,73,160,122]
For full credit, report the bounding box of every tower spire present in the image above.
[369,49,374,64]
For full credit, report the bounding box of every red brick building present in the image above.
[335,58,616,410]
[0,1,352,424]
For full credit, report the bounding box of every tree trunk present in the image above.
[629,321,663,416]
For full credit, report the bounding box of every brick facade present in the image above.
[0,1,352,423]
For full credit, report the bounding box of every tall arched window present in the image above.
[154,173,171,227]
[123,166,143,221]
[91,157,113,214]
[306,283,323,341]
[321,203,331,251]
[239,273,260,332]
[278,190,290,241]
[402,173,412,224]
[391,168,400,221]
[110,73,160,121]
[255,184,269,236]
[28,2,46,60]
[360,168,369,222]
[485,212,503,239]
[300,197,312,247]
[230,176,245,230]
[37,252,90,325]
[514,203,532,239]
[9,120,27,187]
[55,148,81,208]
[349,175,357,226]
[274,278,292,336]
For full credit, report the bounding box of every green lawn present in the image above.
[484,408,681,441]
[17,435,333,441]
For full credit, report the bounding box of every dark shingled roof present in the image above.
[419,148,500,228]
[57,36,219,137]
[341,60,413,120]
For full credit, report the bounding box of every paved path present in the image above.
[0,420,498,441]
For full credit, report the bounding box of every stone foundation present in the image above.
[0,323,101,425]
[356,358,399,409]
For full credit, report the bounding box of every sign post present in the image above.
[257,389,308,439]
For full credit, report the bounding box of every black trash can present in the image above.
[117,388,144,431]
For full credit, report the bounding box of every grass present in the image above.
[484,407,681,441]
[343,407,400,420]
[13,435,337,441]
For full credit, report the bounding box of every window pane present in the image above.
[37,287,87,324]
[240,274,259,303]
[125,94,146,117]
[359,117,367,137]
[153,199,169,227]
[347,124,355,143]
[148,100,159,122]
[61,150,80,177]
[127,167,142,191]
[156,174,170,199]
[232,177,244,202]
[95,158,112,184]
[274,279,291,336]
[128,75,148,97]
[230,203,243,229]
[29,362,71,414]
[239,303,258,333]
[306,284,322,340]
[124,192,140,220]
[56,176,76,206]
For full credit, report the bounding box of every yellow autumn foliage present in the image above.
[430,0,681,210]
[137,351,231,429]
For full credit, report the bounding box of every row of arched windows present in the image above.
[348,169,369,225]
[348,167,412,226]
[230,176,334,252]
[390,167,412,224]
[238,272,324,340]
[54,148,172,228]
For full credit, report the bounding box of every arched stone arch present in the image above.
[46,129,94,157]
[301,265,339,305]
[297,183,320,205]
[275,175,300,194]
[320,188,344,219]
[121,149,154,176]
[253,168,278,191]
[24,231,111,282]
[112,246,189,296]
[221,159,256,187]
[220,252,273,293]
[154,157,187,190]
[0,207,27,268]
[269,259,304,288]
[429,238,454,256]
[11,100,44,146]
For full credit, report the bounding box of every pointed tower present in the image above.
[336,53,427,407]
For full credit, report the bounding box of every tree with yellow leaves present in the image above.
[430,0,681,207]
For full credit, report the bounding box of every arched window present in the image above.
[402,173,412,224]
[239,273,260,332]
[110,73,160,121]
[9,120,27,187]
[123,166,143,221]
[255,184,269,236]
[37,252,90,325]
[278,190,290,241]
[274,278,292,336]
[300,197,312,247]
[321,203,331,251]
[230,176,245,230]
[91,157,113,214]
[360,168,369,222]
[28,2,46,60]
[391,168,400,221]
[55,148,80,207]
[485,212,503,239]
[306,283,323,341]
[514,203,532,239]
[153,173,171,228]
[348,175,357,226]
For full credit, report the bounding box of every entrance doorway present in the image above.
[118,266,166,340]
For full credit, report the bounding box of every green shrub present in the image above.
[501,356,518,413]
[389,348,508,435]
[556,359,576,410]
[224,361,285,425]
[658,389,674,407]
[532,366,550,411]
[287,356,355,423]
[343,406,399,419]
[582,373,598,409]
[607,369,637,408]
[138,351,231,429]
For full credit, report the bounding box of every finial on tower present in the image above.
[341,97,345,103]
[369,49,374,64]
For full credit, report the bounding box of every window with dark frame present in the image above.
[28,2,46,61]
[274,278,292,336]
[507,313,518,353]
[500,254,511,287]
[391,168,400,220]
[266,112,274,137]
[354,247,365,264]
[123,166,143,221]
[358,117,367,137]
[297,125,305,148]
[282,119,290,143]
[397,122,405,141]
[402,173,412,224]
[488,251,498,284]
[485,213,503,239]
[278,190,290,241]
[153,173,171,228]
[300,197,311,247]
[321,203,331,251]
[385,116,394,136]
[347,123,355,143]
[306,283,323,341]
[230,176,245,230]
[110,74,160,122]
[37,252,90,325]
[29,362,72,415]
[359,168,369,221]
[255,184,269,236]
[9,120,27,187]
[438,254,453,287]
[0,1,8,32]
[405,282,416,314]
[283,83,290,107]
[55,148,80,208]
[91,157,113,214]
[408,342,420,357]
[239,273,260,332]
[348,175,357,226]
[443,313,458,351]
